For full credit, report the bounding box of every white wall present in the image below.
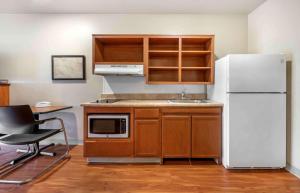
[248,0,300,177]
[0,13,248,143]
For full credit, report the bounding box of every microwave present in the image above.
[88,114,129,138]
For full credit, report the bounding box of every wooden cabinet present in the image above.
[93,36,144,65]
[0,84,9,106]
[83,107,134,157]
[84,140,134,157]
[83,106,222,163]
[135,120,161,157]
[135,108,160,119]
[147,36,214,84]
[134,108,161,157]
[192,116,221,158]
[161,107,222,162]
[92,35,215,84]
[162,115,191,158]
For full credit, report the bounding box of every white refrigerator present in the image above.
[208,54,286,168]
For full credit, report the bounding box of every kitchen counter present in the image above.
[82,98,223,163]
[81,99,223,107]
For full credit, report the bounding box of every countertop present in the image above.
[81,100,223,107]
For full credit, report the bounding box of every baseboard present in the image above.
[286,164,300,179]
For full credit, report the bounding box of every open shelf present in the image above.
[181,51,211,54]
[182,37,212,51]
[149,66,179,69]
[181,69,211,83]
[148,68,179,83]
[148,51,179,67]
[94,37,144,63]
[181,67,211,70]
[149,38,179,51]
[149,50,179,53]
[92,35,215,85]
[182,52,212,67]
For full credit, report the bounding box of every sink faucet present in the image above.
[181,90,186,100]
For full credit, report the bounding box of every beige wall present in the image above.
[0,14,248,143]
[248,0,300,177]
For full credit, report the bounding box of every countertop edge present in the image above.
[80,100,223,107]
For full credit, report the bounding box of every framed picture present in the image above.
[52,55,86,80]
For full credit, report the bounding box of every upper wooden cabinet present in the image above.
[93,35,215,84]
[0,84,10,106]
[93,35,145,64]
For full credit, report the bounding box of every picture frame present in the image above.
[51,55,86,80]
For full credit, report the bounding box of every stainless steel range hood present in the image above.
[94,64,144,76]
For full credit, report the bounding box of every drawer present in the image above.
[161,107,221,115]
[84,140,133,157]
[135,108,160,119]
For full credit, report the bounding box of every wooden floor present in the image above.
[0,145,300,193]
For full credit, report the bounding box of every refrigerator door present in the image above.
[226,93,286,168]
[227,54,286,93]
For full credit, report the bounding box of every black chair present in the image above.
[0,105,70,184]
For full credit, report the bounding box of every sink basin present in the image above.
[91,99,120,104]
[168,99,210,104]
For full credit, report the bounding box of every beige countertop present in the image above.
[81,99,223,107]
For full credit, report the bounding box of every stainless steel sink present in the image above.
[91,99,120,104]
[168,99,210,104]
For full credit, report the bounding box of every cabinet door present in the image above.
[0,85,9,106]
[162,116,191,158]
[192,115,221,158]
[135,120,161,157]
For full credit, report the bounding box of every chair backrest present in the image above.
[0,105,36,135]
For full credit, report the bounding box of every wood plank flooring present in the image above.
[0,145,300,193]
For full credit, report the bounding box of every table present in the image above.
[31,106,73,120]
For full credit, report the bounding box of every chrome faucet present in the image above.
[181,90,186,100]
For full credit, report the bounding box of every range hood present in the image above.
[94,64,144,76]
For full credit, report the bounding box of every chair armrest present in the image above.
[35,117,58,125]
[34,117,66,131]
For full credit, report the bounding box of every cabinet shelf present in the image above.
[181,51,211,55]
[181,69,211,83]
[148,66,179,69]
[149,37,179,51]
[149,50,179,53]
[182,53,212,68]
[148,51,179,67]
[181,67,211,70]
[148,68,179,83]
[182,37,213,51]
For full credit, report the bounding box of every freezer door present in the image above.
[226,93,286,168]
[227,54,286,93]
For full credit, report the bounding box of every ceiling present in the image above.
[0,0,266,14]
